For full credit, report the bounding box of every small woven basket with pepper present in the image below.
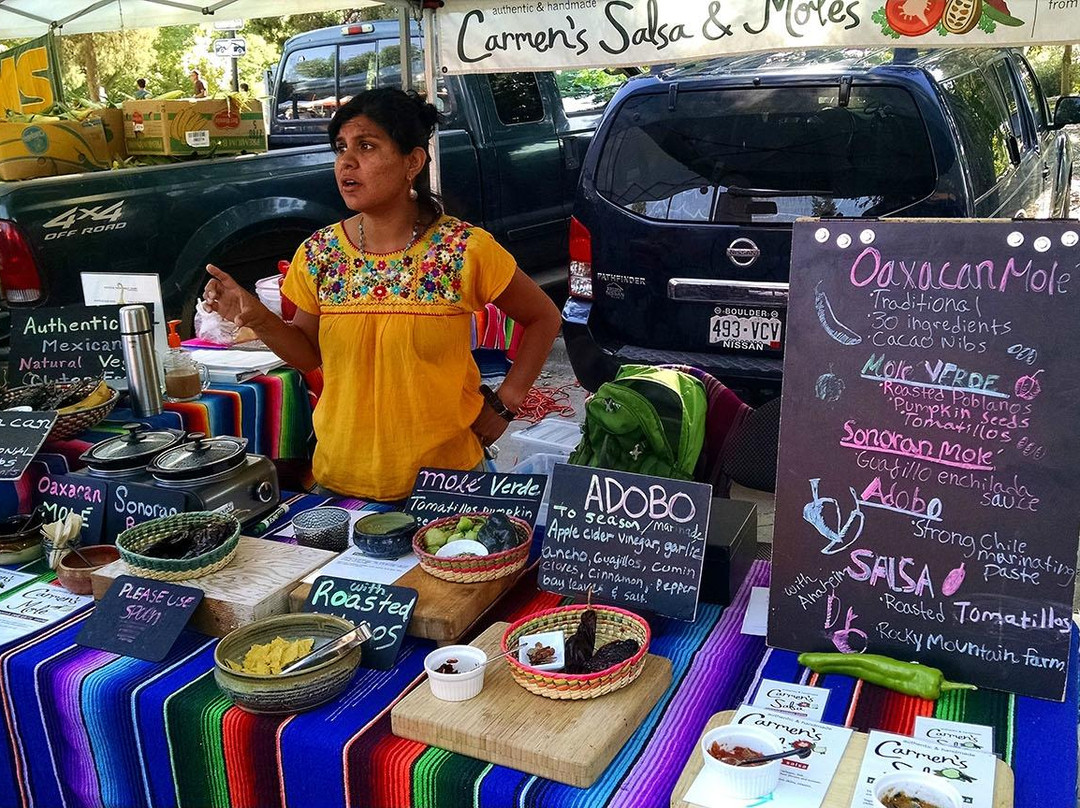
[116,512,241,581]
[501,604,650,700]
[412,512,531,584]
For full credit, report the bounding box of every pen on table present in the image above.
[251,503,290,536]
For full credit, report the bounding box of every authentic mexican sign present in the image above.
[438,0,1059,74]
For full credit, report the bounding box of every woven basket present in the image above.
[0,383,119,441]
[500,605,651,700]
[412,512,531,583]
[116,511,240,581]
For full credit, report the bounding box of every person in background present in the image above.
[190,70,207,98]
[134,78,150,99]
[202,89,561,503]
[239,82,250,93]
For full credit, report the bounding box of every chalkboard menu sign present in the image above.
[34,472,108,545]
[104,482,188,544]
[769,220,1080,701]
[0,411,57,480]
[405,467,547,527]
[77,575,203,662]
[8,305,126,385]
[539,464,711,621]
[304,576,417,670]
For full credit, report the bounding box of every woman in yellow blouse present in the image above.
[203,89,561,502]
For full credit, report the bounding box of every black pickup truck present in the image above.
[0,21,597,332]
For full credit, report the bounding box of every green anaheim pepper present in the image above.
[797,652,977,700]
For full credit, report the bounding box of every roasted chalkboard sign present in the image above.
[77,575,203,662]
[303,576,417,670]
[539,464,711,621]
[34,472,108,545]
[8,305,126,385]
[0,411,57,480]
[104,482,187,544]
[405,467,547,527]
[769,220,1080,701]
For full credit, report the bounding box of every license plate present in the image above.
[708,310,783,351]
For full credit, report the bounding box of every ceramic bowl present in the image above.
[700,725,783,799]
[873,772,963,808]
[55,546,120,595]
[291,507,351,552]
[352,511,417,559]
[516,629,565,672]
[214,613,362,714]
[434,539,488,558]
[423,645,487,701]
[0,513,45,565]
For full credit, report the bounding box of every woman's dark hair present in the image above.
[328,88,444,223]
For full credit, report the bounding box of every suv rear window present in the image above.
[595,85,936,223]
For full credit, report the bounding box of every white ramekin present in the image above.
[873,772,963,808]
[423,645,487,702]
[699,725,783,799]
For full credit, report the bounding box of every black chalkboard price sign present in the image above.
[104,482,188,544]
[34,472,108,545]
[405,467,547,527]
[539,464,711,622]
[77,575,203,662]
[0,411,58,480]
[303,576,417,670]
[769,220,1080,702]
[8,305,127,385]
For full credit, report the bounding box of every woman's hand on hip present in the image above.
[471,401,511,447]
[203,264,270,330]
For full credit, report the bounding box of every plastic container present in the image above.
[511,417,582,457]
[255,276,283,318]
[423,645,487,701]
[873,772,963,808]
[508,452,569,527]
[699,725,783,799]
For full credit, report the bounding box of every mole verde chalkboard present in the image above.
[405,467,547,527]
[540,463,711,621]
[769,220,1080,702]
[8,305,126,385]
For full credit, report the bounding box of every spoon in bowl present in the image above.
[733,744,814,767]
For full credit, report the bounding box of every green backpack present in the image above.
[569,365,707,481]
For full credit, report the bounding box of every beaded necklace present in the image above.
[357,214,422,261]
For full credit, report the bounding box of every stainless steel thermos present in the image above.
[119,304,163,417]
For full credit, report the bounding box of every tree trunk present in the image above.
[1063,45,1072,98]
[81,35,101,101]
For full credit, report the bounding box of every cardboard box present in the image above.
[87,107,126,162]
[123,98,266,156]
[0,117,110,181]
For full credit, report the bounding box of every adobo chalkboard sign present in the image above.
[769,220,1080,701]
[539,464,711,621]
[8,305,126,385]
[405,467,547,527]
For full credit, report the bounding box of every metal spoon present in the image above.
[734,744,815,767]
[278,622,373,675]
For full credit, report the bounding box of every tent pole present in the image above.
[399,5,412,92]
[422,4,440,195]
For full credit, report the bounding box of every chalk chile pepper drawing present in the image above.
[814,284,863,346]
[803,478,865,555]
[873,0,1023,37]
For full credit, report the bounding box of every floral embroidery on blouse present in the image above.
[304,218,472,307]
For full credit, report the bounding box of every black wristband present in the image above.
[480,384,516,422]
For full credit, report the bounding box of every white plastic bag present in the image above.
[194,298,240,345]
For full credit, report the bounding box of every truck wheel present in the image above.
[180,226,313,338]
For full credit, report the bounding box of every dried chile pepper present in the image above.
[563,608,597,674]
[798,652,976,700]
[582,639,639,673]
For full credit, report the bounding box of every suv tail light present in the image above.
[568,216,593,300]
[0,220,42,303]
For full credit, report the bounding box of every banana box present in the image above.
[0,117,110,181]
[123,98,266,156]
[86,107,127,162]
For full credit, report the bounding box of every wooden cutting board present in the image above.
[289,562,529,644]
[670,710,1014,808]
[91,537,336,638]
[391,620,672,788]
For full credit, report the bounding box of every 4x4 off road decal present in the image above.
[42,201,126,241]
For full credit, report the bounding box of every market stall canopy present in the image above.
[436,0,1065,74]
[0,0,383,38]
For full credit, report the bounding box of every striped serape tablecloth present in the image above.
[0,511,1074,807]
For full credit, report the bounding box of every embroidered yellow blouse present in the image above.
[281,215,516,501]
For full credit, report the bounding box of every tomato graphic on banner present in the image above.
[873,0,1024,37]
